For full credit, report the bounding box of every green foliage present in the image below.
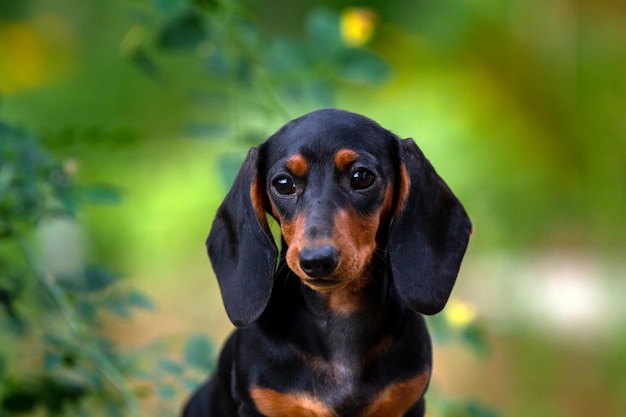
[0,124,215,416]
[425,313,498,416]
[183,334,214,372]
[431,397,502,417]
[428,314,491,358]
[158,11,208,51]
[0,125,73,222]
[125,2,391,138]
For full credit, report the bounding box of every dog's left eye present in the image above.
[350,169,376,190]
[272,176,296,195]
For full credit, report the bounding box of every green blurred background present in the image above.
[1,0,625,416]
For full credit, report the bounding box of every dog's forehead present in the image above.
[264,109,394,164]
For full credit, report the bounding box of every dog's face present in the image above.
[260,111,400,292]
[208,108,471,326]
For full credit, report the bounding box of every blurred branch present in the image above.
[11,228,141,417]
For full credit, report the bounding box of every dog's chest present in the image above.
[315,353,362,403]
[247,295,429,416]
[250,348,428,417]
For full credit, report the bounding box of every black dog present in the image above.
[183,109,472,417]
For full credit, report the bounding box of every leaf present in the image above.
[1,388,39,413]
[306,8,343,57]
[461,324,490,357]
[130,46,160,79]
[184,334,214,371]
[0,285,25,333]
[206,46,229,77]
[84,266,119,293]
[103,289,154,318]
[157,384,176,400]
[125,289,155,311]
[39,374,88,413]
[104,297,131,318]
[466,400,501,417]
[158,11,208,51]
[158,358,184,375]
[76,300,96,320]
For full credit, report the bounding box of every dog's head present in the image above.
[207,109,472,326]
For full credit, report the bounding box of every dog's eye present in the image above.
[272,176,296,195]
[350,169,375,190]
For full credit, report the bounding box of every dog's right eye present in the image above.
[272,176,296,195]
[350,169,376,190]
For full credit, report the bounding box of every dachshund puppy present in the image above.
[183,108,472,417]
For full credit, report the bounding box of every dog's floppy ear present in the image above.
[389,138,472,315]
[207,147,277,327]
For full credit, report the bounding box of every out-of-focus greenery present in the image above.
[0,125,215,415]
[2,0,625,249]
[1,0,625,416]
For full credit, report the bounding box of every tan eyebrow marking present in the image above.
[334,149,359,172]
[286,153,308,177]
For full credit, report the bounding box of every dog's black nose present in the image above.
[299,245,339,278]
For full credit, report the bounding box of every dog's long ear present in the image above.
[389,138,472,315]
[207,147,277,327]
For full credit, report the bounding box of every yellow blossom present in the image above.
[0,23,47,94]
[340,7,377,47]
[444,299,477,328]
[0,15,73,94]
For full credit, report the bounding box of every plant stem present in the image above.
[14,228,142,417]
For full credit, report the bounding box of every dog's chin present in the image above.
[300,277,347,293]
[288,266,348,292]
[288,260,369,293]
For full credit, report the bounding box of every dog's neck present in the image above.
[262,253,403,362]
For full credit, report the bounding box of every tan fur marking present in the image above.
[363,369,430,417]
[250,387,336,417]
[326,275,370,315]
[282,215,306,274]
[286,154,308,177]
[269,199,280,221]
[333,208,379,278]
[378,185,395,237]
[334,149,359,171]
[315,208,379,313]
[394,164,411,220]
[280,215,303,246]
[363,334,394,365]
[250,179,269,230]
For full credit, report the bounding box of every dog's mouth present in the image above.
[301,277,346,292]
